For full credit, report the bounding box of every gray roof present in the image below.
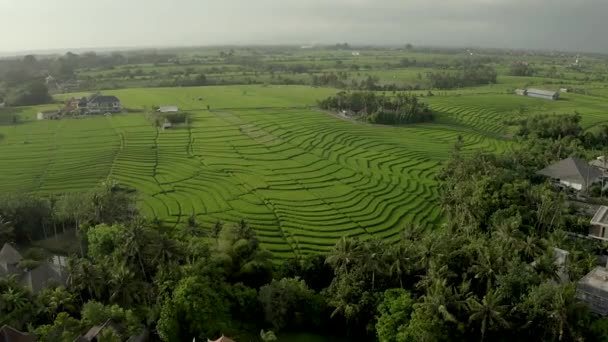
[527,88,559,97]
[21,262,66,293]
[0,325,37,342]
[0,243,22,265]
[591,206,608,227]
[538,157,602,186]
[88,95,120,105]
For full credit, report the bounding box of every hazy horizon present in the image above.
[2,0,607,54]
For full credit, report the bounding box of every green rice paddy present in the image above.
[1,85,607,258]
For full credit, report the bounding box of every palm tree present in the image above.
[154,235,183,267]
[108,261,142,307]
[520,235,543,260]
[0,287,29,313]
[417,277,457,323]
[0,214,14,244]
[38,286,77,320]
[362,239,387,290]
[388,242,413,288]
[466,291,510,342]
[121,221,151,280]
[326,237,361,274]
[470,246,500,292]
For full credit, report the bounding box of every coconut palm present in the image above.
[466,291,510,342]
[417,277,457,323]
[388,242,414,288]
[470,246,500,292]
[362,239,387,290]
[1,287,30,313]
[0,214,14,244]
[326,236,361,274]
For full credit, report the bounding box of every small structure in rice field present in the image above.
[158,105,179,113]
[37,110,60,120]
[526,88,560,101]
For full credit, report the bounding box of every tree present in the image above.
[5,80,51,106]
[31,312,82,342]
[157,276,231,342]
[258,277,318,332]
[0,214,14,244]
[362,239,388,290]
[326,236,361,274]
[38,286,77,321]
[466,291,509,342]
[376,289,415,342]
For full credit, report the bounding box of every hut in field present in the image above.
[515,89,527,96]
[526,88,560,101]
[158,106,179,113]
[37,110,60,120]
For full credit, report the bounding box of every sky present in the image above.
[1,0,607,53]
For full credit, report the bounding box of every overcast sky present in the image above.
[1,0,607,53]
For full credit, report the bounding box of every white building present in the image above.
[158,106,179,113]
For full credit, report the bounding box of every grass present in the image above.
[2,84,608,258]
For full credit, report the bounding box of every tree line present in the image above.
[318,91,434,125]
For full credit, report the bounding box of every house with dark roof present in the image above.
[0,325,37,342]
[527,88,560,101]
[84,94,122,114]
[73,319,124,342]
[0,243,67,293]
[537,157,602,191]
[0,243,23,275]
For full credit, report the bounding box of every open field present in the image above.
[2,84,608,258]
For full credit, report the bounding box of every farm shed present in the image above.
[577,266,608,316]
[526,88,560,101]
[158,105,179,113]
[37,110,60,120]
[515,89,527,96]
[537,157,602,191]
[589,206,608,240]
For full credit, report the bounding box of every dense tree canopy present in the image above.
[318,91,434,125]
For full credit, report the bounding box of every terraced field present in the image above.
[2,85,607,258]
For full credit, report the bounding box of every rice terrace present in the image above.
[2,47,608,260]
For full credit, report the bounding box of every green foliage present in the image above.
[509,61,535,76]
[318,91,433,125]
[376,289,414,342]
[80,301,143,337]
[5,80,51,106]
[427,64,497,89]
[157,276,231,341]
[258,277,320,332]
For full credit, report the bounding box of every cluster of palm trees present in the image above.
[323,223,598,342]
